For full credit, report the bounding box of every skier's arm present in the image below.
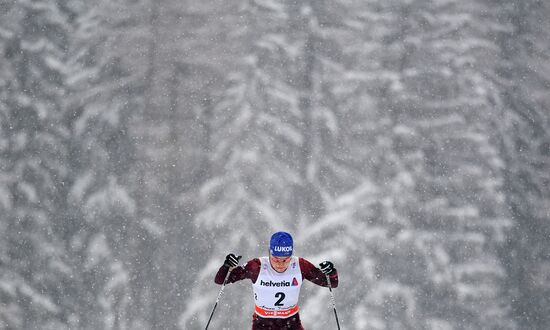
[299,257,339,288]
[214,258,261,284]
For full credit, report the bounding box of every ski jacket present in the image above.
[214,257,339,289]
[215,257,338,329]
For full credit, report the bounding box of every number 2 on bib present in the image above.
[274,292,286,306]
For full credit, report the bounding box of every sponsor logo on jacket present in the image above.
[260,280,291,287]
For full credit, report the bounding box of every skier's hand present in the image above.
[319,261,335,275]
[224,253,242,268]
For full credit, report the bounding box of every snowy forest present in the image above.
[1,0,550,329]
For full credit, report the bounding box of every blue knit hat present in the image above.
[270,232,293,257]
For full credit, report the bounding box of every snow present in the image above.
[19,282,60,314]
[68,170,94,202]
[2,0,548,329]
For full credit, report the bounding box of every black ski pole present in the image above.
[204,271,230,330]
[326,274,341,330]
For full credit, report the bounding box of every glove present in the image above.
[224,253,242,268]
[319,261,335,275]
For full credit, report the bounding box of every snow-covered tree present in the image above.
[1,0,137,328]
[317,0,515,328]
[179,0,369,328]
[492,0,550,328]
[0,0,77,328]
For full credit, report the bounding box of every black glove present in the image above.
[319,261,335,275]
[224,253,242,268]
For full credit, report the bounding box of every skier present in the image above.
[214,231,339,330]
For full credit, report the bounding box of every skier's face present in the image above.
[269,255,291,273]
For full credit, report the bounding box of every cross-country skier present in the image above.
[214,231,339,330]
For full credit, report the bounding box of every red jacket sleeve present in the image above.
[299,258,339,288]
[214,258,261,284]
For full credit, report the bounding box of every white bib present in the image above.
[252,256,303,318]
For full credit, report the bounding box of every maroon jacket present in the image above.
[214,257,339,329]
[214,257,339,288]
